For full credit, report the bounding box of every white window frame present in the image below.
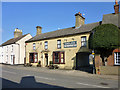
[81,36,87,47]
[44,41,48,50]
[33,43,36,50]
[114,52,120,65]
[57,40,61,49]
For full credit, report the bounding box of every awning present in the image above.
[77,47,92,53]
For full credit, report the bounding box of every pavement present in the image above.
[0,64,118,80]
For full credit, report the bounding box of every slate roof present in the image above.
[1,34,29,46]
[26,22,100,43]
[102,13,120,27]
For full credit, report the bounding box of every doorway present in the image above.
[76,52,92,73]
[45,53,48,66]
[11,55,15,65]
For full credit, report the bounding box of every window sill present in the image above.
[114,64,120,66]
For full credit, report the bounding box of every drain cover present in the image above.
[100,82,108,85]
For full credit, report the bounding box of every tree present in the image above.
[89,24,120,65]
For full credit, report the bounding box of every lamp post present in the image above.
[92,31,96,74]
[92,50,96,74]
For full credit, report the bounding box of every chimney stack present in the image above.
[14,28,22,38]
[75,12,85,28]
[114,0,119,14]
[36,26,42,35]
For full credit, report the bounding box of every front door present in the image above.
[29,53,34,63]
[11,55,15,65]
[45,54,48,66]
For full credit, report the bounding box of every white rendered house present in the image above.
[0,28,32,65]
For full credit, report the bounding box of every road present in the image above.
[0,64,119,89]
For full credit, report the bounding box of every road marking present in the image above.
[2,70,16,74]
[24,75,56,81]
[35,76,56,81]
[77,82,110,88]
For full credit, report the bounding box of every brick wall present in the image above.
[95,54,102,67]
[107,54,114,66]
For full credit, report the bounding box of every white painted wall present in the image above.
[0,34,32,65]
[16,34,32,64]
[0,47,2,63]
[0,44,18,64]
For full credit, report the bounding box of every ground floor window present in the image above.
[29,53,38,63]
[114,52,120,65]
[53,51,65,64]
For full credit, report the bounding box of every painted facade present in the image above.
[0,29,32,65]
[26,33,91,69]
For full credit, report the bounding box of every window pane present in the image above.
[45,42,48,45]
[35,54,37,62]
[61,53,64,63]
[114,52,120,65]
[57,45,61,48]
[81,36,87,47]
[61,59,64,63]
[81,42,87,46]
[57,40,61,44]
[81,36,86,41]
[55,58,59,63]
[55,53,59,63]
[33,43,36,50]
[45,46,48,49]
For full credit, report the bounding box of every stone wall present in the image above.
[99,66,120,75]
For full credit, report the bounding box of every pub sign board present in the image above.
[64,41,77,48]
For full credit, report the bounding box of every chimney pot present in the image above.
[115,0,119,5]
[80,13,82,16]
[114,0,119,14]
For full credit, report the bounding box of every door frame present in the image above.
[45,53,48,66]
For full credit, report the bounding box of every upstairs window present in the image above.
[6,46,8,52]
[45,41,48,50]
[57,40,61,49]
[114,52,120,65]
[11,45,13,52]
[33,43,36,50]
[81,36,87,47]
